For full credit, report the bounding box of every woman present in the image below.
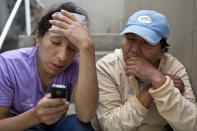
[0,2,98,131]
[92,10,197,131]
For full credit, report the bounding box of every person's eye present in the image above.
[127,37,135,41]
[52,41,60,45]
[141,41,153,49]
[143,41,150,46]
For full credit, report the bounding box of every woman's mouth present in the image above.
[50,63,65,71]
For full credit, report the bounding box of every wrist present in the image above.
[137,90,153,108]
[151,73,166,89]
[29,107,42,125]
[79,42,95,54]
[78,39,94,50]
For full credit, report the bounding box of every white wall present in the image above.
[41,0,125,33]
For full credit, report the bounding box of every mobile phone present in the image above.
[51,12,86,36]
[51,84,67,98]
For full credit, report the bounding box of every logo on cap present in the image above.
[138,15,152,24]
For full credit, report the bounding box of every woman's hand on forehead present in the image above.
[49,10,93,51]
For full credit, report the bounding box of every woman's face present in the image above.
[36,31,78,77]
[122,33,164,65]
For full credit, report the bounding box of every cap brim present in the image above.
[120,25,162,45]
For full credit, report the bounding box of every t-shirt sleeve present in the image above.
[0,56,14,107]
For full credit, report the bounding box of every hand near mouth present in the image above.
[125,56,166,88]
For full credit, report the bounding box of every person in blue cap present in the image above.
[0,2,98,131]
[91,10,197,131]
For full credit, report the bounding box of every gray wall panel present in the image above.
[192,0,197,98]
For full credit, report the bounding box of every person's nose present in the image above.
[129,42,141,57]
[56,45,68,63]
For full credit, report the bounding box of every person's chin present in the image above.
[47,69,63,76]
[49,64,65,74]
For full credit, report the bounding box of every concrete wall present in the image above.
[41,0,125,33]
[192,0,197,98]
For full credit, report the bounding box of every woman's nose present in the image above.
[56,45,68,62]
[129,42,141,56]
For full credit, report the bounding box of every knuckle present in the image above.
[38,110,42,115]
[37,101,42,106]
[37,109,44,115]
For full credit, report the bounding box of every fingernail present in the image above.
[52,14,56,17]
[66,101,69,105]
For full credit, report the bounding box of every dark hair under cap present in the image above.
[36,2,88,37]
[160,38,169,53]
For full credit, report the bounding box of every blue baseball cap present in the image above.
[120,10,170,45]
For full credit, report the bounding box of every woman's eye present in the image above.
[142,41,152,48]
[52,41,60,45]
[127,37,135,41]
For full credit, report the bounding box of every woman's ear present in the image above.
[35,31,40,47]
[161,47,166,54]
[158,47,166,59]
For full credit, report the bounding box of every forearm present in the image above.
[150,76,197,131]
[75,44,98,122]
[97,96,149,131]
[0,108,40,131]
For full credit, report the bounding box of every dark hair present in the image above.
[35,2,88,37]
[160,38,169,52]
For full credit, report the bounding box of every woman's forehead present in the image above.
[125,33,147,42]
[47,32,69,41]
[125,33,143,39]
[48,33,76,47]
